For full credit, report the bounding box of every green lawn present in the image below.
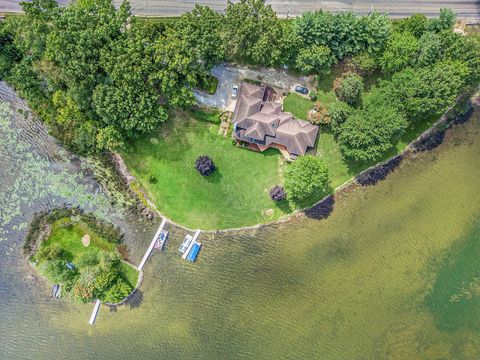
[38,220,138,288]
[282,93,314,120]
[122,111,289,230]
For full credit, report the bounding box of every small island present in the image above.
[24,208,139,304]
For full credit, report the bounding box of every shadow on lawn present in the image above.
[205,169,223,184]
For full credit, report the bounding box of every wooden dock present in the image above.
[138,217,167,270]
[89,299,101,326]
[181,229,201,260]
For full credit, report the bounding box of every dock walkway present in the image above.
[138,217,167,270]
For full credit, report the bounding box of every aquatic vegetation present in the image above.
[0,101,119,241]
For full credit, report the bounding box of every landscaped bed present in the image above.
[121,110,289,230]
[26,208,138,304]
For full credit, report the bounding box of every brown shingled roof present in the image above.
[233,83,319,156]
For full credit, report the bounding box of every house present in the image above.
[232,82,319,159]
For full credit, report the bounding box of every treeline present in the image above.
[0,0,224,153]
[0,0,478,161]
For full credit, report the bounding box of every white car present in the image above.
[231,85,239,100]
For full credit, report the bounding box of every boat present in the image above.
[178,234,193,254]
[54,285,62,298]
[154,230,168,251]
[186,242,202,262]
[51,284,59,297]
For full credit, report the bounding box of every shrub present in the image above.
[270,185,287,201]
[309,91,317,101]
[333,73,363,106]
[103,279,132,303]
[195,155,216,176]
[37,243,63,262]
[285,156,330,201]
[308,102,331,125]
[351,52,377,75]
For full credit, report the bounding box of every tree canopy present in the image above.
[285,156,330,201]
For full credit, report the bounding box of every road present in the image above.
[2,0,479,22]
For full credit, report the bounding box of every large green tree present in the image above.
[382,60,469,121]
[338,89,407,161]
[93,20,167,140]
[285,156,330,201]
[295,45,334,74]
[224,0,282,66]
[380,31,418,73]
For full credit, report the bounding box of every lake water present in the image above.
[1,82,479,359]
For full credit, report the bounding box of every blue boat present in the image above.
[186,242,201,262]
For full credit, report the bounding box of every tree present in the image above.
[381,31,418,73]
[270,185,287,201]
[427,8,456,32]
[93,20,168,139]
[396,14,427,38]
[362,11,392,54]
[329,102,353,135]
[416,31,443,66]
[172,5,225,69]
[279,21,304,67]
[103,279,132,303]
[45,0,131,114]
[195,156,216,176]
[293,11,390,60]
[0,21,21,79]
[337,89,407,161]
[225,0,282,66]
[333,72,363,105]
[295,45,334,74]
[382,60,469,122]
[351,51,378,75]
[15,0,58,59]
[285,156,330,201]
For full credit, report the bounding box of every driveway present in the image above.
[194,64,310,110]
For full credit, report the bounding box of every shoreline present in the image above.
[108,91,479,234]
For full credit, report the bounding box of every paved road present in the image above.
[2,0,479,22]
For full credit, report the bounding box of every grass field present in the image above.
[38,220,138,288]
[122,111,290,230]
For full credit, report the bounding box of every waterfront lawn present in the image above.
[122,111,287,230]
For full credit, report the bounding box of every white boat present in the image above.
[154,230,168,251]
[178,234,193,254]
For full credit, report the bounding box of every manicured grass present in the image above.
[122,111,288,230]
[282,93,314,120]
[42,222,116,263]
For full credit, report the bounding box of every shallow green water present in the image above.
[1,82,480,359]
